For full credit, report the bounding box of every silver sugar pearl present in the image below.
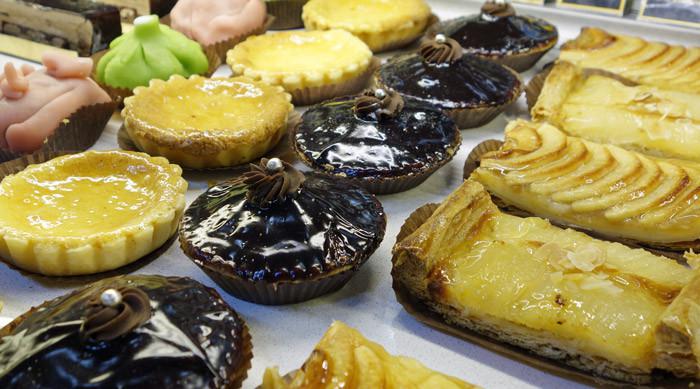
[435,34,447,43]
[100,289,122,307]
[266,158,284,173]
[374,89,387,99]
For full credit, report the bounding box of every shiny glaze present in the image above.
[295,97,458,178]
[378,53,521,109]
[0,275,248,389]
[437,15,557,55]
[180,174,385,282]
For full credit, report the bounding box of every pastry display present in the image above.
[262,321,475,388]
[468,119,700,254]
[430,0,558,71]
[376,34,522,129]
[294,89,461,194]
[0,0,122,57]
[393,179,700,384]
[0,150,187,276]
[100,0,178,22]
[95,14,209,95]
[0,274,252,388]
[531,61,700,162]
[170,0,268,61]
[0,52,113,158]
[560,27,700,94]
[265,0,308,30]
[179,158,386,305]
[302,0,432,53]
[122,75,293,169]
[227,29,373,105]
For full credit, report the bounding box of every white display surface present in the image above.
[1,1,699,388]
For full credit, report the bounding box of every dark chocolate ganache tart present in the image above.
[294,90,460,179]
[179,159,386,284]
[0,275,251,389]
[378,36,522,110]
[436,2,557,56]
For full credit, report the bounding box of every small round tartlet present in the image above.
[122,75,293,169]
[0,151,187,276]
[227,29,373,105]
[294,89,461,194]
[302,0,432,53]
[376,35,522,129]
[179,158,386,305]
[0,275,252,388]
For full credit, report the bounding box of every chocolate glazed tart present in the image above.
[293,90,461,194]
[0,275,253,389]
[179,159,386,305]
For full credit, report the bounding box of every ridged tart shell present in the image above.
[122,75,293,169]
[560,27,700,94]
[0,151,187,276]
[301,0,432,53]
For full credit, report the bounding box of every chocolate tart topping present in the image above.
[353,89,405,121]
[81,287,151,341]
[242,158,305,207]
[420,34,464,65]
[481,0,516,19]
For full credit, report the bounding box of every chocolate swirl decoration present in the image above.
[242,158,306,206]
[353,89,405,121]
[481,0,516,18]
[420,34,464,65]
[81,287,151,341]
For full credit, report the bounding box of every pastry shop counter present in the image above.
[1,1,699,388]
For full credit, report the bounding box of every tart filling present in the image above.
[531,61,700,162]
[123,75,293,169]
[560,27,700,94]
[0,151,187,276]
[393,180,700,383]
[226,29,372,91]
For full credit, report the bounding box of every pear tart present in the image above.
[560,27,700,94]
[262,321,475,389]
[468,120,700,253]
[393,180,700,384]
[0,151,187,276]
[531,61,700,163]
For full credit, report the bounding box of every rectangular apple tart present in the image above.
[530,61,700,163]
[393,180,700,384]
[467,119,700,254]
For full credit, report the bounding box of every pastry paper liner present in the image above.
[289,58,380,106]
[392,203,698,388]
[0,101,115,164]
[292,120,462,195]
[266,0,308,30]
[462,139,696,260]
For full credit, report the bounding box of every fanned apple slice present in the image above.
[480,123,568,171]
[505,138,589,185]
[640,179,700,226]
[617,42,672,77]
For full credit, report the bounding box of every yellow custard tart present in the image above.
[122,75,293,169]
[531,61,700,162]
[227,30,373,105]
[560,27,700,94]
[0,151,187,276]
[262,321,475,389]
[302,0,432,53]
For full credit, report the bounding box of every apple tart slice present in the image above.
[467,120,700,254]
[393,180,700,384]
[560,27,700,94]
[530,61,700,162]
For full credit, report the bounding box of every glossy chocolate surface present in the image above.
[378,53,521,109]
[0,275,248,389]
[296,97,459,178]
[180,174,385,283]
[437,14,557,55]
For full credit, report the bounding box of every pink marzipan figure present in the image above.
[170,0,267,46]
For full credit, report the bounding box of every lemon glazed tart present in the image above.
[226,29,373,105]
[0,151,187,276]
[467,120,700,255]
[559,27,700,94]
[122,75,293,169]
[530,61,700,163]
[393,180,700,384]
[301,0,432,53]
[262,321,475,389]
